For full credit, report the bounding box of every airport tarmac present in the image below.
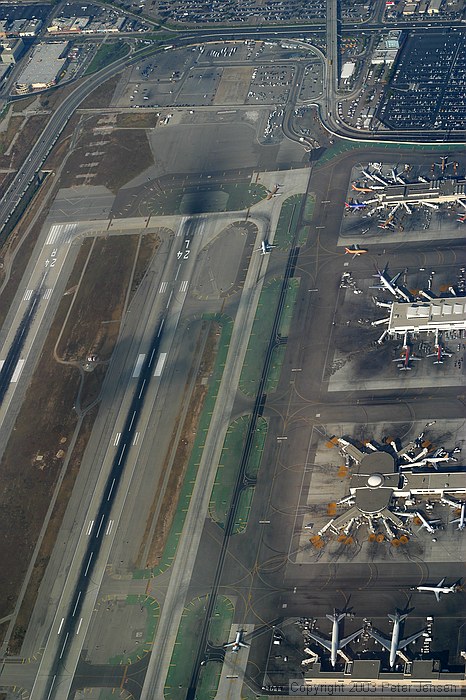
[2,139,466,699]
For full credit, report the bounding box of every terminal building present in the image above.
[15,42,69,93]
[388,297,466,334]
[372,178,466,209]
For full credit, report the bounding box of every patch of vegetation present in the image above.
[84,41,129,75]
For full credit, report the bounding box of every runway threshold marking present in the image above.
[106,519,114,535]
[44,288,53,300]
[113,432,121,446]
[159,281,168,294]
[86,520,94,535]
[179,280,189,293]
[133,432,140,446]
[23,289,33,301]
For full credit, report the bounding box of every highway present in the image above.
[1,14,465,244]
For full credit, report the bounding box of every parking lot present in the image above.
[246,64,294,105]
[378,30,466,131]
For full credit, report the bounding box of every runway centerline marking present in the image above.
[57,618,64,635]
[84,552,93,577]
[72,591,82,617]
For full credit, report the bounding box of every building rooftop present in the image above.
[389,297,466,333]
[16,42,68,89]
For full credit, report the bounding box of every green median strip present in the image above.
[317,139,466,166]
[133,314,233,579]
[239,278,282,397]
[209,415,268,531]
[274,194,305,248]
[164,595,235,700]
[108,594,160,666]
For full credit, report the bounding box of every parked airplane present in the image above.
[371,264,401,296]
[255,240,277,255]
[457,214,466,223]
[416,578,460,601]
[345,245,368,259]
[393,332,421,371]
[369,611,426,668]
[307,611,363,667]
[351,183,374,194]
[434,156,450,174]
[452,503,466,531]
[345,199,367,210]
[426,332,452,364]
[224,630,249,652]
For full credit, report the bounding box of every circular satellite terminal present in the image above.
[367,473,383,488]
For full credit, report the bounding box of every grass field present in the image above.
[164,595,234,700]
[209,416,268,530]
[239,278,282,397]
[84,41,129,75]
[274,194,305,248]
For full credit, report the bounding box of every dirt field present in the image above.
[80,76,120,110]
[57,235,139,363]
[140,321,220,568]
[60,117,154,192]
[116,113,159,129]
[128,230,163,303]
[8,406,99,654]
[214,66,253,105]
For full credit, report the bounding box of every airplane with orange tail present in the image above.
[351,183,374,194]
[266,184,282,200]
[344,245,368,259]
[457,214,466,223]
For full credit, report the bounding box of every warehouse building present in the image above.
[15,42,69,93]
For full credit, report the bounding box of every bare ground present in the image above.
[60,118,154,193]
[56,235,139,363]
[7,407,99,655]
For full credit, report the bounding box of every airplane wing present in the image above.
[340,628,364,648]
[369,630,391,651]
[398,630,425,650]
[307,631,332,652]
[390,273,402,285]
[434,590,441,602]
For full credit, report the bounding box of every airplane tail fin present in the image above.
[327,612,345,622]
[389,612,407,623]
